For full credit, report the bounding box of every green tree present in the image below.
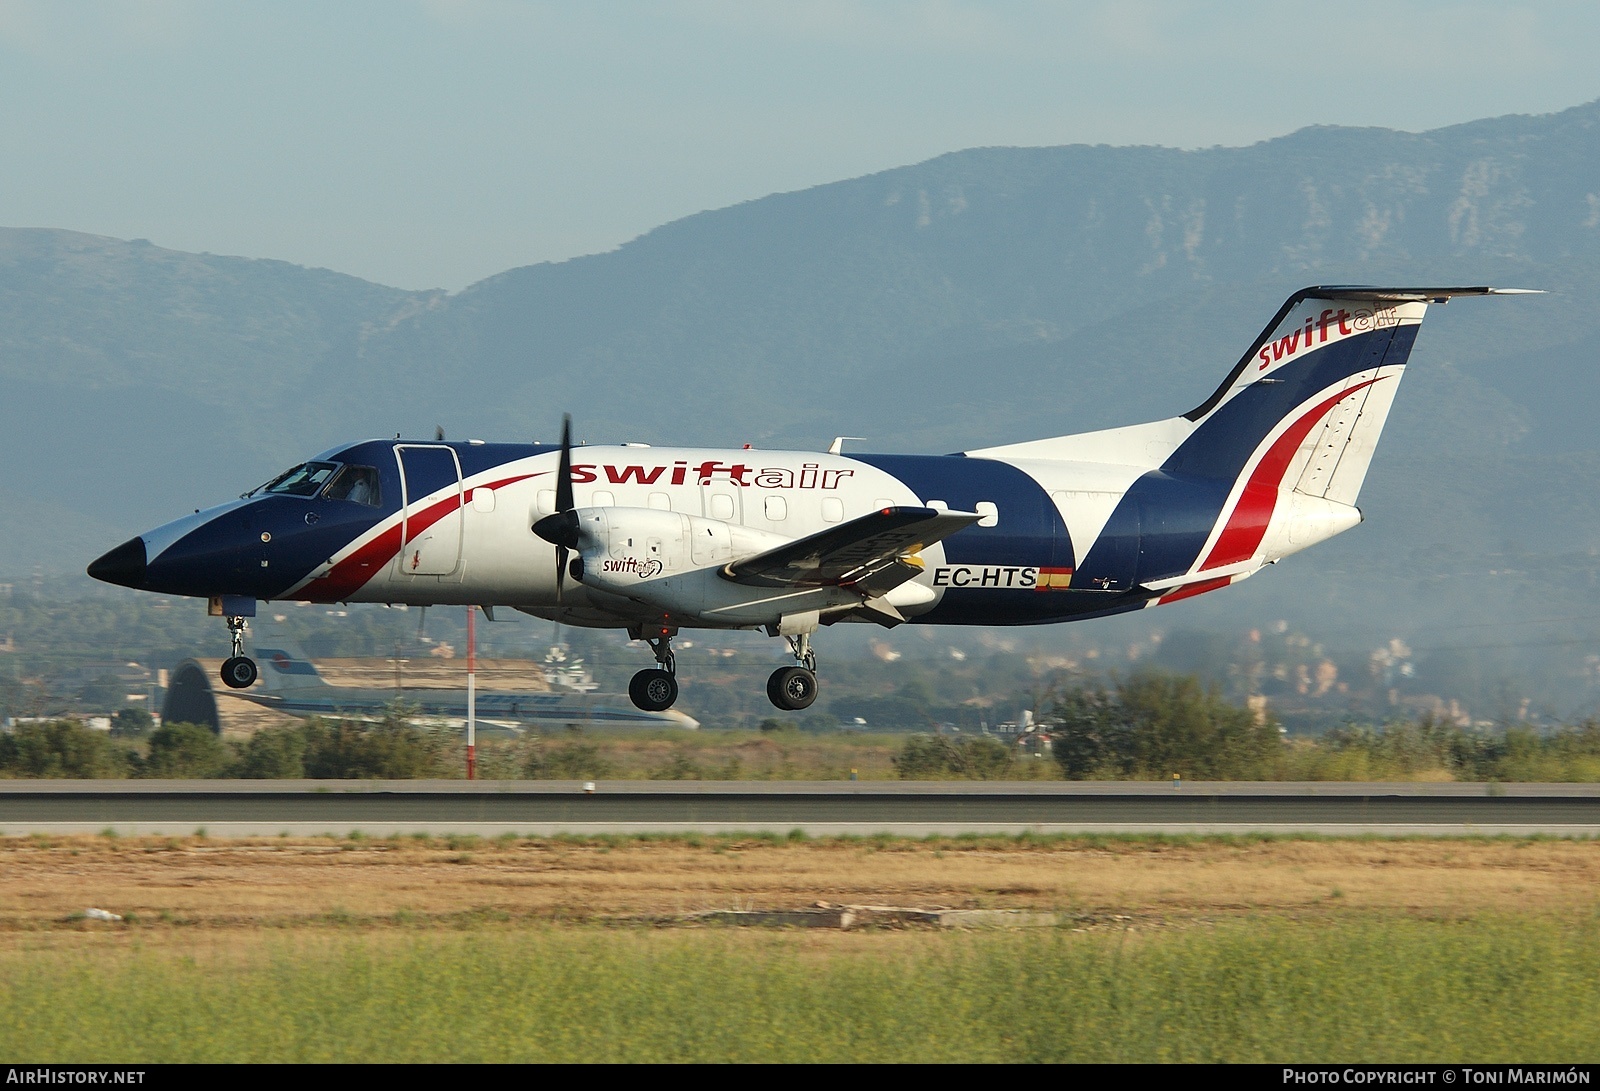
[0,720,128,778]
[1119,672,1281,780]
[234,726,307,779]
[302,714,444,779]
[142,722,233,778]
[1048,684,1131,779]
[109,707,154,738]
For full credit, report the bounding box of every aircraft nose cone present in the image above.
[87,537,147,588]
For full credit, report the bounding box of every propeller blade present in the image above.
[554,414,574,515]
[535,414,579,603]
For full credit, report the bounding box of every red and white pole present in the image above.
[466,605,477,780]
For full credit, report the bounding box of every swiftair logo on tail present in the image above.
[1256,305,1403,371]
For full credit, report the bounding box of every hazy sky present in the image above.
[2,0,1597,291]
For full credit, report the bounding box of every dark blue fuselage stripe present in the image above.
[854,453,1095,624]
[1167,326,1413,479]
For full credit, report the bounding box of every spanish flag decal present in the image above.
[1035,567,1074,591]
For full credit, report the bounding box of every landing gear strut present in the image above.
[767,632,818,712]
[219,615,257,689]
[628,629,679,712]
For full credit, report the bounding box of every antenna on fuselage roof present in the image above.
[434,425,445,442]
[828,436,864,455]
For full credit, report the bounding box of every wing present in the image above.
[722,505,981,591]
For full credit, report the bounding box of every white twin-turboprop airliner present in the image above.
[89,286,1529,713]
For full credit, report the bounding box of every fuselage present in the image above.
[101,439,1154,628]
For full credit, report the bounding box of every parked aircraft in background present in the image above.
[89,286,1530,713]
[235,628,699,731]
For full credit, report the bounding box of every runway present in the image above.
[3,780,1598,837]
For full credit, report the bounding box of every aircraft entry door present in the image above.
[394,444,464,577]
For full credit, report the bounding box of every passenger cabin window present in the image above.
[648,492,671,511]
[593,490,617,507]
[976,501,999,527]
[764,496,788,521]
[821,497,844,523]
[324,465,382,507]
[260,461,341,498]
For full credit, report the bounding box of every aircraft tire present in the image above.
[629,668,678,712]
[766,666,818,711]
[220,656,258,690]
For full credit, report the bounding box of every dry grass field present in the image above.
[2,833,1597,936]
[4,834,1599,1061]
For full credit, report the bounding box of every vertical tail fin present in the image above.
[1176,287,1523,573]
[249,628,331,694]
[1178,288,1483,492]
[1022,286,1534,595]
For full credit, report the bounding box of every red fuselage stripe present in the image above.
[1199,378,1384,571]
[1157,575,1232,605]
[297,472,535,601]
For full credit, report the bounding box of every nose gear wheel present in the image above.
[220,655,258,689]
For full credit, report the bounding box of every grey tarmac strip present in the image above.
[5,823,1599,838]
[1,781,1597,837]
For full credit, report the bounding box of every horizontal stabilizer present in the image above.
[1140,558,1261,592]
[1301,286,1541,302]
[723,506,980,589]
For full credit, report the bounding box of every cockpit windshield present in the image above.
[254,461,341,497]
[324,465,381,506]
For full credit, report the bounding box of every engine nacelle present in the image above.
[568,506,873,626]
[571,506,749,585]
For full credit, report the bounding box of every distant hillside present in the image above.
[0,229,428,553]
[6,100,1600,649]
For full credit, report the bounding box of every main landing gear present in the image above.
[219,615,257,689]
[623,627,821,713]
[766,632,818,712]
[627,629,679,712]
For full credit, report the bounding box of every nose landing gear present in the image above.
[219,615,257,689]
[627,627,680,712]
[766,632,818,712]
